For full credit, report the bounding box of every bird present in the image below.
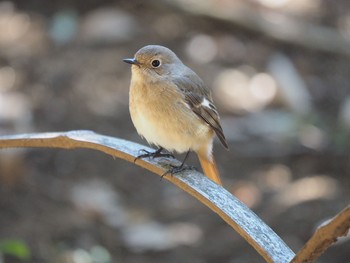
[123,45,228,185]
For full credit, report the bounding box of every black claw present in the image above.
[134,147,174,163]
[160,164,197,180]
[160,150,193,180]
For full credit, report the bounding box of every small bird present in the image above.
[123,45,228,185]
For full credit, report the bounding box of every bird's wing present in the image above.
[173,74,229,150]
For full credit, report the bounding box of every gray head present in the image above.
[123,45,185,81]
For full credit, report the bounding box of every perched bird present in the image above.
[123,45,228,185]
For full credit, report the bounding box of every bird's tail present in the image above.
[197,152,222,186]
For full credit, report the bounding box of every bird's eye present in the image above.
[151,59,161,68]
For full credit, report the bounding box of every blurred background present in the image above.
[0,0,349,262]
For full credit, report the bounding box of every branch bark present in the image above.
[292,205,350,263]
[0,130,295,263]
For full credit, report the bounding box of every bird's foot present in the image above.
[161,164,197,180]
[134,147,174,162]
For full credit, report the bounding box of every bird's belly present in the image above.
[130,102,211,153]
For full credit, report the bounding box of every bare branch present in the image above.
[0,130,295,263]
[292,205,350,263]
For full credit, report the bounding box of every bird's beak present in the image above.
[123,58,139,66]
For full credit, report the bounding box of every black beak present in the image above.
[123,58,139,65]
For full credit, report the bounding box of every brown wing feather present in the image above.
[173,73,229,150]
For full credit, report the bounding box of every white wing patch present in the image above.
[201,98,211,108]
[201,98,218,114]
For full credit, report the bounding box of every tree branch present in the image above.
[292,205,350,263]
[0,130,295,263]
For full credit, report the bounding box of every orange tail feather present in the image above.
[197,154,222,186]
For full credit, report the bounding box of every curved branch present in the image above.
[292,205,350,263]
[0,130,295,263]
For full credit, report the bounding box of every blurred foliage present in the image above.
[0,239,31,260]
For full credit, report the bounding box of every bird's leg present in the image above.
[134,147,174,162]
[161,150,196,179]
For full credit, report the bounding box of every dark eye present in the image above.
[151,59,161,68]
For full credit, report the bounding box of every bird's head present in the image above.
[123,45,183,82]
